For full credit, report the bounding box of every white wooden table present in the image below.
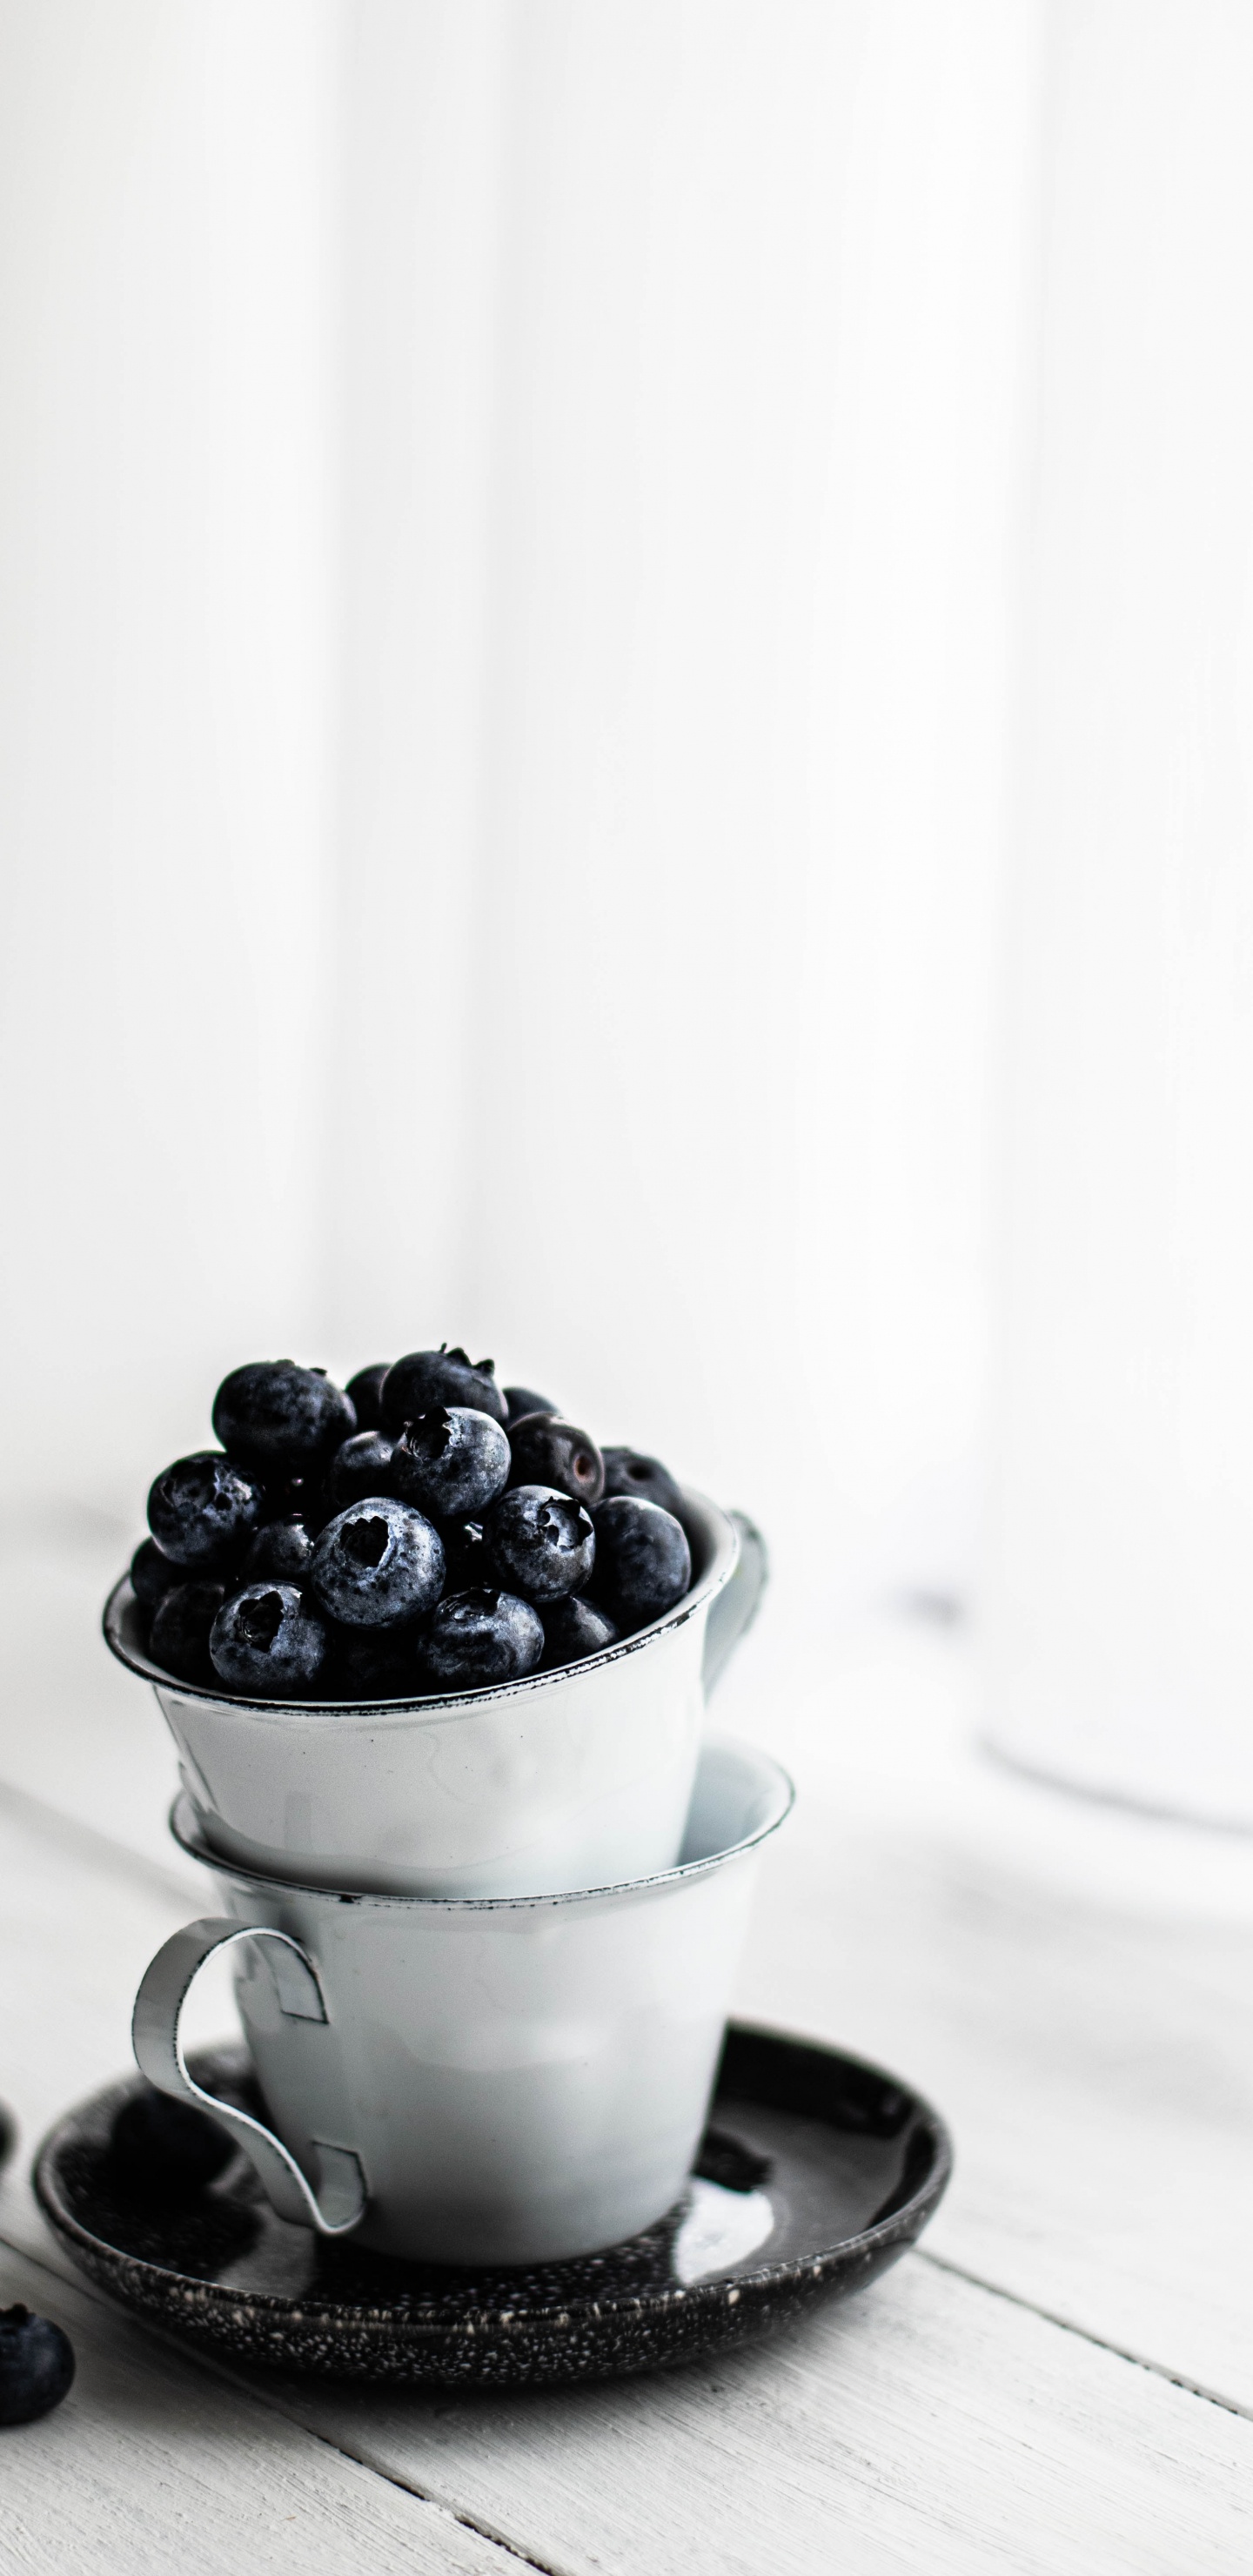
[1,1527,1249,2573]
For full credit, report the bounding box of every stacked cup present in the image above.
[107,1490,791,2266]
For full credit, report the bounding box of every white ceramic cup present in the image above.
[131,1737,794,2267]
[105,1491,765,1900]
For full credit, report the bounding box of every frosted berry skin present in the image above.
[380,1346,507,1434]
[130,1536,184,1609]
[0,2305,75,2426]
[392,1407,511,1521]
[319,1430,396,1519]
[422,1587,544,1688]
[345,1361,390,1432]
[590,1496,691,1633]
[539,1593,617,1670]
[210,1584,328,1695]
[241,1516,314,1583]
[309,1495,446,1628]
[149,1580,227,1686]
[600,1447,686,1521]
[147,1451,265,1569]
[485,1485,595,1603]
[506,1413,605,1509]
[121,1345,706,1704]
[110,2086,232,2192]
[211,1360,356,1472]
[505,1384,557,1429]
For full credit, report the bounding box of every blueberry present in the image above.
[485,1485,595,1603]
[130,1536,184,1609]
[325,1623,425,1700]
[0,2304,75,2426]
[506,1413,604,1509]
[259,1470,317,1520]
[110,2083,233,2193]
[210,1584,328,1695]
[380,1345,507,1433]
[392,1407,511,1520]
[345,1361,391,1432]
[149,1580,228,1687]
[505,1385,557,1429]
[309,1496,445,1628]
[147,1451,265,1569]
[0,2103,15,2173]
[241,1516,314,1583]
[600,1447,686,1520]
[439,1519,489,1590]
[422,1587,544,1688]
[319,1430,396,1520]
[539,1594,617,1670]
[212,1360,356,1472]
[591,1496,691,1633]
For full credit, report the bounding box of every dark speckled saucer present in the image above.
[35,2025,951,2386]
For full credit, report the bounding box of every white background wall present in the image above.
[0,0,1035,1620]
[9,2,1253,1821]
[0,0,339,1523]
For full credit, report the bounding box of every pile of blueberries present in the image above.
[127,1347,694,1700]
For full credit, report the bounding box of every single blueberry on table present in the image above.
[241,1516,314,1584]
[149,1580,228,1687]
[309,1496,445,1628]
[507,1413,605,1509]
[147,1451,265,1569]
[325,1621,425,1700]
[380,1345,507,1434]
[539,1593,617,1670]
[345,1361,391,1432]
[392,1406,511,1521]
[210,1584,328,1695]
[485,1485,595,1603]
[110,2084,232,2194]
[422,1587,544,1689]
[505,1385,557,1429]
[0,2304,75,2426]
[318,1430,396,1520]
[212,1360,356,1472]
[600,1447,686,1521]
[590,1495,691,1633]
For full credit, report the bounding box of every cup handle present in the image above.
[702,1510,769,1695]
[132,1917,367,2237]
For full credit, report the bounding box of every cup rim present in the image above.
[168,1734,795,1912]
[103,1485,740,1725]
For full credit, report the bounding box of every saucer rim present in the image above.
[34,2023,954,2342]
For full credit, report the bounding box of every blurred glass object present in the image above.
[983,0,1253,1824]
